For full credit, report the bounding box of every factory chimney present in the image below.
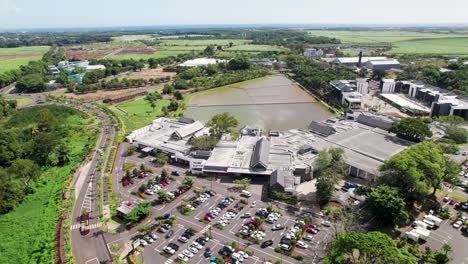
[357,51,363,68]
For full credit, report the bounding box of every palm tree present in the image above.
[442,243,452,255]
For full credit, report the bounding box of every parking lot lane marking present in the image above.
[177,214,204,229]
[84,257,99,264]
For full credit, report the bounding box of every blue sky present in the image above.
[1,0,468,29]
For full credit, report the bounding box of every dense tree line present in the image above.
[0,95,17,118]
[247,30,340,46]
[287,55,357,101]
[0,106,83,213]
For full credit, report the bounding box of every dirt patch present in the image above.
[0,52,42,59]
[115,47,155,55]
[119,68,176,80]
[64,48,111,60]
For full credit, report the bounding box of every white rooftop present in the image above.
[179,58,228,67]
[380,93,431,113]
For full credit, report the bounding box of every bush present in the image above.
[433,252,449,263]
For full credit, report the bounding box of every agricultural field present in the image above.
[0,106,94,264]
[308,30,467,43]
[388,38,468,55]
[109,96,170,132]
[158,38,250,48]
[109,50,186,60]
[112,34,156,42]
[225,44,287,52]
[0,46,49,73]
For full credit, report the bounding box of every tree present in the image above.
[315,148,346,204]
[155,152,168,165]
[140,163,146,172]
[16,73,46,93]
[389,118,432,142]
[228,57,251,71]
[124,201,150,224]
[323,232,416,264]
[167,100,179,112]
[173,90,183,100]
[445,125,468,144]
[372,69,386,79]
[157,190,169,201]
[366,185,409,226]
[442,243,452,255]
[203,45,215,55]
[145,92,162,112]
[7,159,40,187]
[190,135,218,151]
[182,177,194,188]
[233,178,251,190]
[161,169,168,179]
[433,252,449,263]
[162,84,175,94]
[0,169,25,214]
[207,112,239,139]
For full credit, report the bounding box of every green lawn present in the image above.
[0,46,49,55]
[110,50,187,60]
[388,38,468,55]
[308,30,467,43]
[0,46,49,74]
[7,96,33,107]
[448,192,467,202]
[0,107,94,264]
[111,97,170,132]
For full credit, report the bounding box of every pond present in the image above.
[184,75,333,131]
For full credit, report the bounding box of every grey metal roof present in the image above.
[250,137,270,169]
[190,150,212,159]
[356,113,396,131]
[308,121,336,136]
[178,117,195,124]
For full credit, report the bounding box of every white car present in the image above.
[280,243,290,251]
[188,247,199,254]
[321,220,331,227]
[164,246,175,254]
[238,251,249,259]
[186,204,195,210]
[192,242,203,250]
[303,234,313,241]
[251,201,257,207]
[182,249,194,258]
[178,254,189,262]
[178,236,188,243]
[145,190,154,195]
[453,221,463,229]
[296,240,308,249]
[140,240,148,247]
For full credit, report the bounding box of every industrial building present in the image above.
[127,114,411,194]
[303,48,324,58]
[379,80,468,120]
[329,79,369,109]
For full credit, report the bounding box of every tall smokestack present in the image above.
[357,51,363,68]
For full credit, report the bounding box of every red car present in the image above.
[449,199,458,205]
[204,215,212,222]
[306,226,318,234]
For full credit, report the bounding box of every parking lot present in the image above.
[127,186,334,264]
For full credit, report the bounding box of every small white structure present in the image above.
[356,78,369,95]
[423,214,443,227]
[179,58,228,67]
[381,79,396,94]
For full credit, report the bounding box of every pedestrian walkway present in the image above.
[70,222,102,230]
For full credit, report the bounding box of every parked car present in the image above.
[272,224,284,231]
[182,249,194,258]
[296,240,308,249]
[449,199,458,205]
[204,248,212,258]
[261,240,274,248]
[150,233,158,240]
[453,221,463,229]
[165,230,174,238]
[171,170,181,176]
[140,239,148,247]
[178,254,189,262]
[178,236,188,243]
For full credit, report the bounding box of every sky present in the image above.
[1,0,468,29]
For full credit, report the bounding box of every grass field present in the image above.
[388,38,468,55]
[112,34,156,42]
[110,97,170,132]
[159,39,251,47]
[110,50,187,60]
[0,106,94,264]
[7,96,33,107]
[0,46,49,74]
[225,44,287,52]
[308,30,467,43]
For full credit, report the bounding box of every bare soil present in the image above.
[115,47,155,55]
[119,68,176,80]
[64,48,111,60]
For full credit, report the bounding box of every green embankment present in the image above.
[0,105,95,264]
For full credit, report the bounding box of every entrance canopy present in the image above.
[142,147,154,153]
